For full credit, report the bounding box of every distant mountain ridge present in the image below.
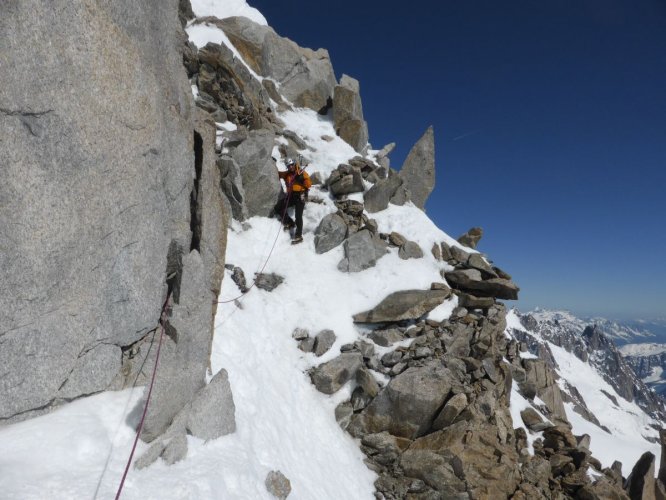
[517,309,666,421]
[528,308,660,344]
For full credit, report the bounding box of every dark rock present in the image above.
[625,452,656,500]
[254,273,284,291]
[457,227,483,249]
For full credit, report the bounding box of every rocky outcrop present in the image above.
[364,169,408,213]
[515,312,666,421]
[398,126,435,210]
[337,229,388,273]
[327,163,365,197]
[353,289,452,323]
[231,129,281,217]
[1,0,226,425]
[213,16,336,112]
[445,269,520,300]
[457,227,483,249]
[314,213,348,254]
[333,74,369,152]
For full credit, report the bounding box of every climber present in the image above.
[274,157,311,244]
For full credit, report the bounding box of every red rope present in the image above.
[215,188,293,304]
[115,293,170,499]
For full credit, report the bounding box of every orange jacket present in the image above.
[278,165,311,193]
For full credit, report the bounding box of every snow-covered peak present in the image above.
[526,308,657,343]
[620,343,666,358]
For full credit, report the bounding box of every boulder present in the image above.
[328,164,365,196]
[197,42,272,129]
[364,170,404,213]
[337,229,388,273]
[254,273,284,292]
[217,17,336,112]
[353,289,451,323]
[186,369,236,440]
[231,129,281,217]
[291,328,309,341]
[332,74,368,152]
[398,126,435,209]
[314,213,348,254]
[313,329,337,357]
[455,292,495,310]
[399,241,424,260]
[310,353,363,394]
[358,361,454,439]
[298,338,316,353]
[457,227,483,249]
[265,470,292,500]
[466,253,496,276]
[400,450,467,496]
[522,360,567,422]
[444,270,519,300]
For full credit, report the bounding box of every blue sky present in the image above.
[248,0,666,319]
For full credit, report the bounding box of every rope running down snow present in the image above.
[216,188,294,304]
[115,292,171,499]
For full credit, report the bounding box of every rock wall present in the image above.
[0,0,226,424]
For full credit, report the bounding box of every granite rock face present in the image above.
[333,75,369,152]
[0,0,226,424]
[215,16,336,112]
